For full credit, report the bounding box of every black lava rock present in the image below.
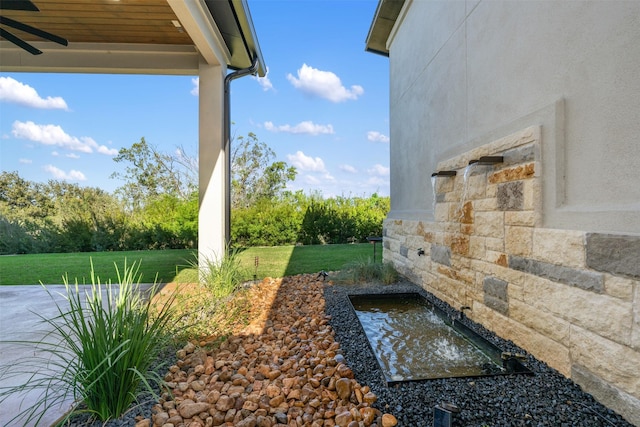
[323,280,634,427]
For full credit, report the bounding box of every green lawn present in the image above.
[0,249,195,285]
[0,244,378,285]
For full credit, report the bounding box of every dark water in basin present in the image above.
[351,294,501,382]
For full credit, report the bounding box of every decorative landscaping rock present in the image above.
[151,275,389,427]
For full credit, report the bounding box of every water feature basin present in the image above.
[348,293,532,384]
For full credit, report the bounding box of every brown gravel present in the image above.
[148,274,395,427]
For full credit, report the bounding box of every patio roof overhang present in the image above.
[365,0,405,57]
[0,0,266,77]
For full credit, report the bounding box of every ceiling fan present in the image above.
[0,0,68,55]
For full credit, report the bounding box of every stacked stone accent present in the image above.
[383,127,640,425]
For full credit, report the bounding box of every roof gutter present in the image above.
[230,0,266,77]
[223,56,259,244]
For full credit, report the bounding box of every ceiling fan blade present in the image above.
[0,16,67,46]
[0,0,39,11]
[0,27,42,54]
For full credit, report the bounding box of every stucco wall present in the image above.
[382,0,640,424]
[388,0,640,233]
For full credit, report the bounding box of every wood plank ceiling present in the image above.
[1,0,194,46]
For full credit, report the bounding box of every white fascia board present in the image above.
[167,0,231,67]
[387,0,412,51]
[0,42,202,75]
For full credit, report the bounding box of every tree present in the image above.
[231,132,297,208]
[111,138,196,208]
[0,171,54,222]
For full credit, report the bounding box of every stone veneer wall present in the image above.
[383,127,640,425]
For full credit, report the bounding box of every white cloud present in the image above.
[44,165,86,181]
[368,164,390,176]
[286,64,364,103]
[340,164,358,174]
[19,158,32,164]
[51,151,59,156]
[0,77,68,110]
[190,77,199,96]
[287,151,326,172]
[66,153,80,159]
[367,131,390,143]
[11,121,118,155]
[97,145,118,155]
[252,66,274,91]
[264,120,334,135]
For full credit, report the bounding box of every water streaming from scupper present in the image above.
[431,175,437,213]
[458,163,478,221]
[351,295,499,382]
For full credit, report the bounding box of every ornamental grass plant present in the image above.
[168,248,251,342]
[189,248,246,299]
[334,257,399,285]
[0,260,177,426]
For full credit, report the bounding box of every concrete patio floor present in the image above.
[0,284,155,427]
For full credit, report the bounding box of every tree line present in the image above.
[0,135,389,254]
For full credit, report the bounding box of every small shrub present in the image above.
[0,260,177,425]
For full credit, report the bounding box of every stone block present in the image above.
[497,181,524,211]
[486,182,498,198]
[486,126,538,154]
[417,222,435,240]
[461,223,474,235]
[509,299,570,343]
[505,226,533,256]
[485,237,504,252]
[458,201,473,224]
[510,255,602,293]
[569,325,640,396]
[484,295,509,315]
[470,259,498,276]
[503,144,536,166]
[467,173,487,200]
[434,202,449,222]
[490,251,509,269]
[483,276,509,316]
[474,211,504,238]
[604,274,636,301]
[401,220,419,235]
[484,276,508,301]
[473,197,497,212]
[508,282,525,302]
[449,234,469,256]
[586,233,640,279]
[435,175,455,194]
[571,364,640,427]
[523,276,632,345]
[488,163,535,184]
[504,211,537,226]
[431,244,451,267]
[533,228,585,268]
[474,303,571,376]
[522,179,540,211]
[387,239,400,254]
[468,236,486,260]
[399,245,409,258]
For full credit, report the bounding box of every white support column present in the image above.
[198,60,226,267]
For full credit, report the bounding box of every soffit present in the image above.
[0,0,265,75]
[365,0,405,56]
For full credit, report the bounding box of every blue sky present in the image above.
[0,0,390,197]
